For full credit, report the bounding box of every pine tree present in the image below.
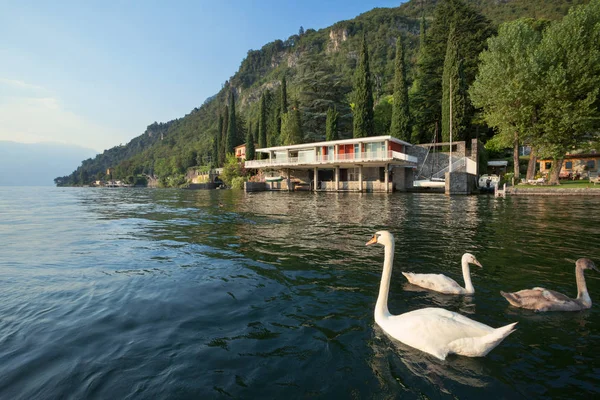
[353,34,374,138]
[390,36,411,142]
[325,107,339,141]
[297,54,351,141]
[281,100,303,145]
[258,93,267,154]
[441,25,467,143]
[245,121,255,161]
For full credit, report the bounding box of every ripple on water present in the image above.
[0,188,598,398]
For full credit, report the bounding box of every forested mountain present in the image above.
[55,0,591,186]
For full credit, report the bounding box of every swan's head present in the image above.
[366,231,394,247]
[577,258,598,272]
[462,253,483,268]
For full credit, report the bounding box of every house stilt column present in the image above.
[384,163,389,193]
[313,167,318,192]
[358,165,363,192]
[335,166,339,192]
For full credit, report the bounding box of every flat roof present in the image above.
[488,160,508,167]
[255,135,412,153]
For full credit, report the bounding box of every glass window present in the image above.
[565,161,573,170]
[545,162,552,170]
[587,160,596,170]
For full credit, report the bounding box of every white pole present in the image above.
[449,79,453,173]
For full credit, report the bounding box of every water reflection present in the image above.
[2,188,598,399]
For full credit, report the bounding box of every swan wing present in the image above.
[502,288,574,310]
[532,288,571,303]
[378,308,494,360]
[402,272,464,294]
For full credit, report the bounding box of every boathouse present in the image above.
[244,136,418,192]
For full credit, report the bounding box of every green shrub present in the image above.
[230,176,246,190]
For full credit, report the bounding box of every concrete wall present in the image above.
[391,166,415,191]
[245,182,268,192]
[445,172,476,195]
[319,181,392,192]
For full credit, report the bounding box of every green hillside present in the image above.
[55,0,591,186]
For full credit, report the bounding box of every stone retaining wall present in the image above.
[508,187,600,196]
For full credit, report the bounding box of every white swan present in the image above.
[367,231,517,361]
[501,258,598,312]
[402,253,483,294]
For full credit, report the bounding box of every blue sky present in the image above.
[0,0,405,153]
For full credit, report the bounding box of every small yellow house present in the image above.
[234,144,246,161]
[539,153,599,177]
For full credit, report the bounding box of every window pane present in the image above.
[565,161,573,169]
[587,160,596,169]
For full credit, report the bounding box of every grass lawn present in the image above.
[516,180,600,189]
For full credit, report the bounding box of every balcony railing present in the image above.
[245,150,418,168]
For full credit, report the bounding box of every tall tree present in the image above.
[258,93,268,153]
[325,107,339,141]
[412,0,493,143]
[281,75,288,113]
[297,53,351,141]
[281,100,303,145]
[470,19,544,181]
[220,105,228,166]
[226,92,237,154]
[214,114,223,167]
[245,122,255,161]
[535,0,600,184]
[353,34,375,138]
[390,36,411,141]
[441,25,468,143]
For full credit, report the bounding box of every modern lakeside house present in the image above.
[244,135,419,192]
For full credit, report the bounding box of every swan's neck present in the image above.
[575,265,591,307]
[461,258,474,294]
[375,241,394,320]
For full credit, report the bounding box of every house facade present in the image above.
[539,153,599,178]
[244,135,418,192]
[234,144,246,161]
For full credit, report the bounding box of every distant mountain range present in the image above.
[0,141,98,186]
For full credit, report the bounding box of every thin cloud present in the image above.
[0,78,45,91]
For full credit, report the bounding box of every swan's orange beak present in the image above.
[366,235,377,246]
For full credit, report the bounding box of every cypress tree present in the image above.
[390,36,411,142]
[325,107,339,141]
[258,93,267,154]
[412,0,492,143]
[353,34,374,138]
[254,120,260,149]
[220,105,228,165]
[245,122,255,161]
[441,25,468,143]
[214,114,223,167]
[226,92,237,154]
[281,76,288,113]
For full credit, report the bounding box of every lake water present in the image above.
[0,187,599,399]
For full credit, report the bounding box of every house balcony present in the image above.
[244,150,418,169]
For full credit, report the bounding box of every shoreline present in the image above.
[508,187,600,196]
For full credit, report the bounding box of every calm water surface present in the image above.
[0,187,599,399]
